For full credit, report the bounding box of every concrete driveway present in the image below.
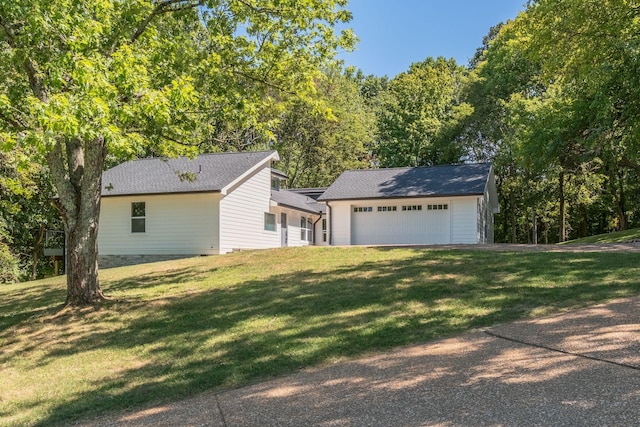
[75,295,640,426]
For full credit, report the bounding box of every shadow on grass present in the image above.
[3,249,638,426]
[0,281,66,333]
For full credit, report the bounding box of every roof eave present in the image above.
[271,200,324,215]
[318,192,485,202]
[101,189,221,198]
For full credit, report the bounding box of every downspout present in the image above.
[312,214,322,245]
[327,202,332,246]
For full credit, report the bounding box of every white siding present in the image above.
[316,214,329,246]
[270,207,320,247]
[219,165,280,253]
[328,201,352,245]
[451,197,479,244]
[99,193,220,255]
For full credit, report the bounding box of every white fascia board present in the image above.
[220,151,280,195]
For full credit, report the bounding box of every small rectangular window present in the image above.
[131,202,146,233]
[300,217,307,240]
[264,212,276,231]
[322,218,327,242]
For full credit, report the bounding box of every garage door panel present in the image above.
[351,203,451,245]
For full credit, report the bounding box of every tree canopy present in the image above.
[0,0,354,303]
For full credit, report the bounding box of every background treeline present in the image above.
[2,0,638,281]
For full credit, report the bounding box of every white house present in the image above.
[317,163,499,246]
[98,151,325,267]
[98,151,498,267]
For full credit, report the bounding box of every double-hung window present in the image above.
[131,202,146,233]
[300,217,307,240]
[264,212,277,231]
[306,217,313,242]
[300,217,313,241]
[322,218,327,242]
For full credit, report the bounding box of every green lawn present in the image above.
[2,246,640,426]
[561,227,640,244]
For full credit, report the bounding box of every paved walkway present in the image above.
[75,295,640,427]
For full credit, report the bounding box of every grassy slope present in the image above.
[561,228,640,244]
[2,246,640,426]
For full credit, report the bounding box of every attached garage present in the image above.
[318,164,499,246]
[350,200,451,245]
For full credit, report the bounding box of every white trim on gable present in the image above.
[220,151,280,195]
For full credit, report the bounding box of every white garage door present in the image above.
[351,202,451,245]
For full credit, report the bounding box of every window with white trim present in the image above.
[271,178,280,190]
[427,204,449,210]
[322,218,327,242]
[401,205,422,211]
[300,217,313,241]
[264,212,277,231]
[131,202,146,233]
[353,206,373,213]
[377,206,397,212]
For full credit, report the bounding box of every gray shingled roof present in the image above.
[271,189,326,214]
[101,151,277,196]
[318,163,492,201]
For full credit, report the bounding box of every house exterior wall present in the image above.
[327,201,352,246]
[219,165,280,253]
[480,191,496,244]
[270,206,320,248]
[328,196,482,246]
[315,214,329,246]
[98,192,220,256]
[451,197,479,244]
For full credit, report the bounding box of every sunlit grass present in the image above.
[1,246,640,426]
[561,227,640,244]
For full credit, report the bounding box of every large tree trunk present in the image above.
[558,169,566,242]
[31,225,45,280]
[47,136,107,306]
[616,168,627,230]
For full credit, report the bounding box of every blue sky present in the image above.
[338,0,527,77]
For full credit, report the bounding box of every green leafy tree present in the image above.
[525,0,640,231]
[461,1,640,242]
[377,57,473,167]
[273,67,374,187]
[0,0,354,304]
[1,148,61,280]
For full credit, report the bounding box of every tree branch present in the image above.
[130,0,203,44]
[46,139,76,224]
[0,107,27,131]
[232,0,283,16]
[108,0,204,54]
[619,156,640,174]
[232,69,296,95]
[0,14,48,102]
